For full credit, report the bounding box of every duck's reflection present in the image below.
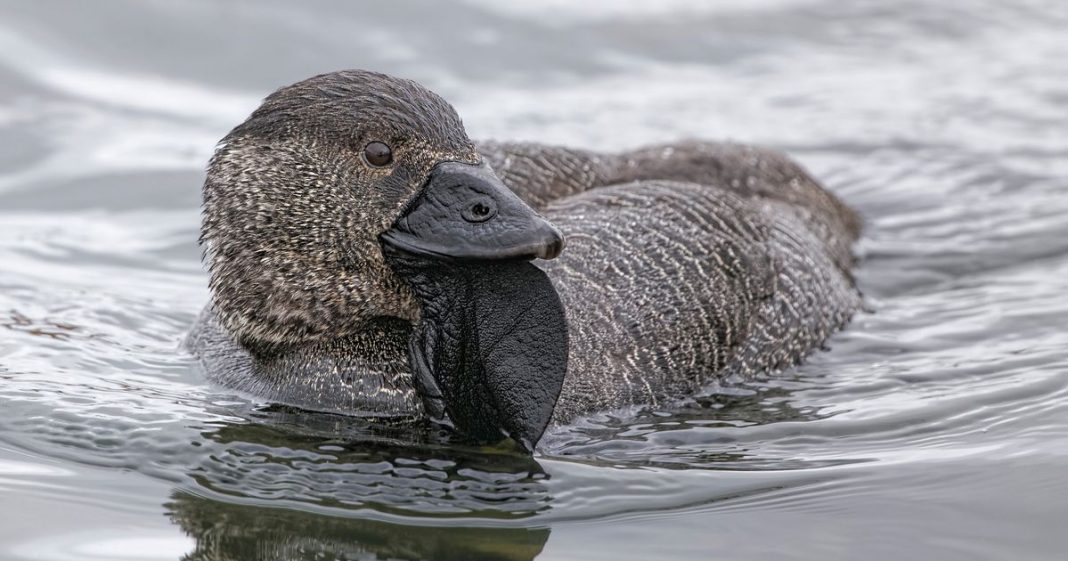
[188,406,552,516]
[167,490,549,561]
[163,377,821,561]
[166,406,552,560]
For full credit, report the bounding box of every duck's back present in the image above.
[479,141,862,422]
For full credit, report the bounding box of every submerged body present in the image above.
[187,70,861,446]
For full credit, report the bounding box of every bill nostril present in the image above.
[462,199,497,223]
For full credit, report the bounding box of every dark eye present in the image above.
[363,141,393,167]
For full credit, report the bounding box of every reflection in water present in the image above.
[190,406,553,518]
[162,383,822,560]
[168,408,554,560]
[167,491,549,561]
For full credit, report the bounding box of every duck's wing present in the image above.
[477,141,616,211]
[478,140,859,275]
[538,181,777,418]
[479,140,862,421]
[538,179,862,421]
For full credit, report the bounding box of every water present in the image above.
[1,0,1066,559]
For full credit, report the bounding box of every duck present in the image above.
[187,69,862,452]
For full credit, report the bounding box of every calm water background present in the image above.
[1,1,1067,559]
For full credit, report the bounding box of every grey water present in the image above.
[1,0,1066,559]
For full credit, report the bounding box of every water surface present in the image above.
[1,1,1067,559]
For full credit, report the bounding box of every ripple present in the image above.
[0,0,1067,559]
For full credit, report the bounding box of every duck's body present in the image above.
[488,142,860,421]
[188,70,860,448]
[189,140,860,423]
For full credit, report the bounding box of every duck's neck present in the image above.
[195,309,425,418]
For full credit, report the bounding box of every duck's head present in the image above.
[202,70,567,451]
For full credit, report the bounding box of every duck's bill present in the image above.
[380,161,564,262]
[380,160,569,452]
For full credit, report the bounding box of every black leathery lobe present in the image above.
[384,247,568,451]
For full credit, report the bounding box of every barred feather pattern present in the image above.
[480,141,861,422]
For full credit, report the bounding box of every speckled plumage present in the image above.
[188,70,862,429]
[479,141,861,421]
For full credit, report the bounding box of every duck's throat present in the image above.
[386,254,568,451]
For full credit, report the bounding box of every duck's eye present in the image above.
[363,141,393,167]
